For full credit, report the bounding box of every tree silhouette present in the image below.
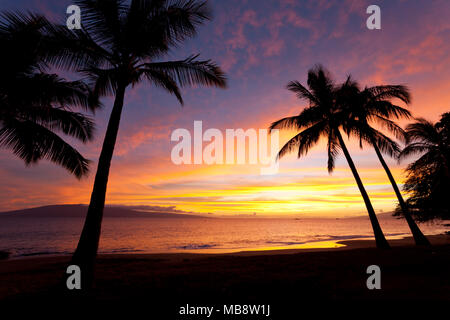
[338,77,430,245]
[0,12,99,178]
[270,66,389,249]
[398,114,450,221]
[42,0,227,288]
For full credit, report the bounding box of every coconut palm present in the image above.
[41,0,227,287]
[338,78,430,245]
[0,12,98,178]
[400,117,450,177]
[398,116,450,220]
[270,66,389,249]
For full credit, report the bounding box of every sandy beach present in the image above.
[2,0,450,316]
[1,234,449,312]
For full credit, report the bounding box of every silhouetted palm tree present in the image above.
[270,66,389,249]
[0,12,99,178]
[400,117,450,178]
[338,78,430,245]
[42,0,227,287]
[398,116,450,221]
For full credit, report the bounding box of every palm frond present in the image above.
[371,114,406,141]
[367,100,412,120]
[41,22,114,71]
[277,121,326,159]
[75,0,125,47]
[269,106,323,132]
[367,85,411,104]
[142,54,226,88]
[0,11,49,72]
[158,0,211,44]
[286,80,317,105]
[371,129,401,158]
[398,142,431,161]
[140,68,183,104]
[404,118,439,144]
[269,116,300,132]
[327,132,341,173]
[82,66,120,96]
[12,73,101,112]
[405,150,441,171]
[14,107,95,142]
[0,119,90,178]
[120,0,211,59]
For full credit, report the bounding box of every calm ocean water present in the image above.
[0,215,447,259]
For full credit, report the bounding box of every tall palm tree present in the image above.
[41,0,227,287]
[270,66,389,249]
[0,12,99,178]
[338,78,430,246]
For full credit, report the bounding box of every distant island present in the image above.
[0,204,206,219]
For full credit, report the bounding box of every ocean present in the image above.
[0,215,447,259]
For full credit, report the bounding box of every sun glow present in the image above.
[101,163,407,217]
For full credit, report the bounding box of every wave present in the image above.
[16,250,69,258]
[265,232,409,247]
[265,240,308,245]
[173,232,412,251]
[107,248,145,253]
[265,235,368,246]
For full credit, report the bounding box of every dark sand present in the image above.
[1,234,449,313]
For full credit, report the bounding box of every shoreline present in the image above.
[2,213,448,262]
[1,234,449,302]
[1,233,448,261]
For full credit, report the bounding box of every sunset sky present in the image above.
[0,0,449,217]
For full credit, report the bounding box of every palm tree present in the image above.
[338,78,430,246]
[398,115,450,220]
[270,66,389,249]
[0,12,99,178]
[41,0,227,287]
[398,116,450,221]
[399,117,450,178]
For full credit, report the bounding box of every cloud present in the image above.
[0,0,449,217]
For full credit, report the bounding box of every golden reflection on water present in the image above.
[174,240,348,254]
[246,240,346,251]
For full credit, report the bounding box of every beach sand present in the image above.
[1,234,449,312]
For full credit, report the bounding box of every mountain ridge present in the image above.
[0,204,206,219]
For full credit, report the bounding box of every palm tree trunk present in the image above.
[335,130,390,249]
[370,139,430,246]
[71,83,127,289]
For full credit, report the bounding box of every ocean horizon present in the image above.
[1,214,447,259]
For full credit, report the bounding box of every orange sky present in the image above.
[0,0,449,217]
